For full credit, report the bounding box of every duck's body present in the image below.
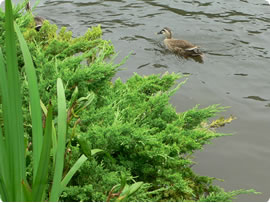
[158,27,202,57]
[26,2,45,31]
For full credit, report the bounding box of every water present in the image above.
[4,0,270,201]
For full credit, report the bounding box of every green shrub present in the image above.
[62,73,232,201]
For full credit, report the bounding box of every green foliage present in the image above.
[107,173,143,202]
[0,1,87,201]
[63,73,235,201]
[0,1,27,200]
[22,20,116,103]
[199,188,260,202]
[0,1,258,202]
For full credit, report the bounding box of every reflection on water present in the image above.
[244,96,269,102]
[234,73,249,76]
[5,0,270,201]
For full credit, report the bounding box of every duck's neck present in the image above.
[166,33,172,39]
[26,2,31,11]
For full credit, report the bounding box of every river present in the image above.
[4,0,270,201]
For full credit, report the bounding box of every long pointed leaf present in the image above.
[0,126,8,201]
[50,78,67,201]
[91,149,104,156]
[0,49,8,117]
[32,104,53,201]
[4,0,25,200]
[61,155,87,190]
[0,175,7,202]
[40,100,48,115]
[22,180,32,202]
[14,22,43,182]
[40,99,57,166]
[51,122,57,168]
[0,50,9,201]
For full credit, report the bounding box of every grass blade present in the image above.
[32,104,53,201]
[0,126,8,201]
[60,155,87,190]
[4,0,25,200]
[14,22,43,182]
[50,78,67,202]
[0,175,7,202]
[22,180,32,202]
[91,149,104,156]
[0,49,8,121]
[0,50,9,201]
[52,124,58,167]
[40,99,57,167]
[40,100,48,115]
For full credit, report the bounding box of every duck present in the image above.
[157,27,203,57]
[26,1,45,31]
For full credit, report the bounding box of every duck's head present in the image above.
[26,1,31,11]
[157,27,172,39]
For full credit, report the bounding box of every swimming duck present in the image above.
[157,27,203,57]
[26,2,45,31]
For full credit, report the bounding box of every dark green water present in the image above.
[5,0,270,201]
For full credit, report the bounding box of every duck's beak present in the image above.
[157,31,162,35]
